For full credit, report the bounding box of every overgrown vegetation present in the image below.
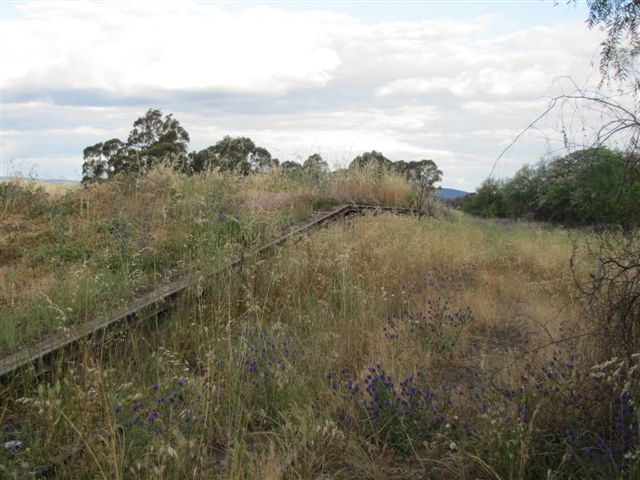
[461,147,640,228]
[5,99,640,480]
[0,166,415,355]
[2,166,639,477]
[80,108,443,199]
[2,0,640,477]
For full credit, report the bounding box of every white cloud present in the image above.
[1,2,344,94]
[461,99,547,114]
[374,21,600,99]
[0,2,607,189]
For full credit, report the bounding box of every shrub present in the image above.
[329,365,448,455]
[0,181,49,217]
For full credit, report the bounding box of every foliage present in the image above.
[468,339,640,479]
[461,178,508,218]
[0,180,49,218]
[81,109,442,202]
[397,159,443,212]
[81,110,279,182]
[347,153,443,211]
[6,205,626,477]
[573,228,640,359]
[126,109,190,163]
[348,150,392,171]
[0,166,417,354]
[189,136,276,175]
[328,166,412,206]
[81,138,125,183]
[462,147,640,227]
[113,377,203,457]
[500,164,542,219]
[330,366,447,456]
[278,160,306,182]
[580,0,640,83]
[280,160,303,172]
[302,153,329,174]
[82,109,190,183]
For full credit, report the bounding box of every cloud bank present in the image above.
[1,1,603,189]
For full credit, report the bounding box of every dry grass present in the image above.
[1,178,79,194]
[329,167,412,207]
[1,213,582,478]
[0,167,413,354]
[0,169,242,353]
[2,172,636,479]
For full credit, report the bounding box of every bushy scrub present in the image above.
[329,365,447,456]
[462,147,640,228]
[457,317,640,479]
[0,180,50,218]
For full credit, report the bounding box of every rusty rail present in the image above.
[0,204,416,380]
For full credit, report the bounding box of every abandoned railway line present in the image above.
[0,204,416,381]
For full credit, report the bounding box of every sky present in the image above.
[0,0,606,190]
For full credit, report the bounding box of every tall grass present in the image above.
[328,167,412,207]
[1,169,248,353]
[4,208,632,479]
[2,171,638,478]
[1,167,414,354]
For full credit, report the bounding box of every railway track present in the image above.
[0,204,416,381]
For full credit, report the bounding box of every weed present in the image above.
[4,170,633,478]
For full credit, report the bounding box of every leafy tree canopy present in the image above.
[349,151,392,171]
[461,178,508,219]
[127,109,189,154]
[303,153,329,173]
[281,160,303,170]
[394,159,443,211]
[394,159,442,186]
[82,110,279,181]
[348,151,442,211]
[186,147,219,174]
[81,138,125,183]
[204,136,276,175]
[582,0,640,83]
[462,147,640,227]
[81,109,190,183]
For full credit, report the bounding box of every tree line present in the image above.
[461,147,640,228]
[81,109,277,182]
[81,108,442,200]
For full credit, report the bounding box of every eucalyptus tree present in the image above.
[207,136,275,174]
[81,109,190,183]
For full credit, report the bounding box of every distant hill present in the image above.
[436,187,470,200]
